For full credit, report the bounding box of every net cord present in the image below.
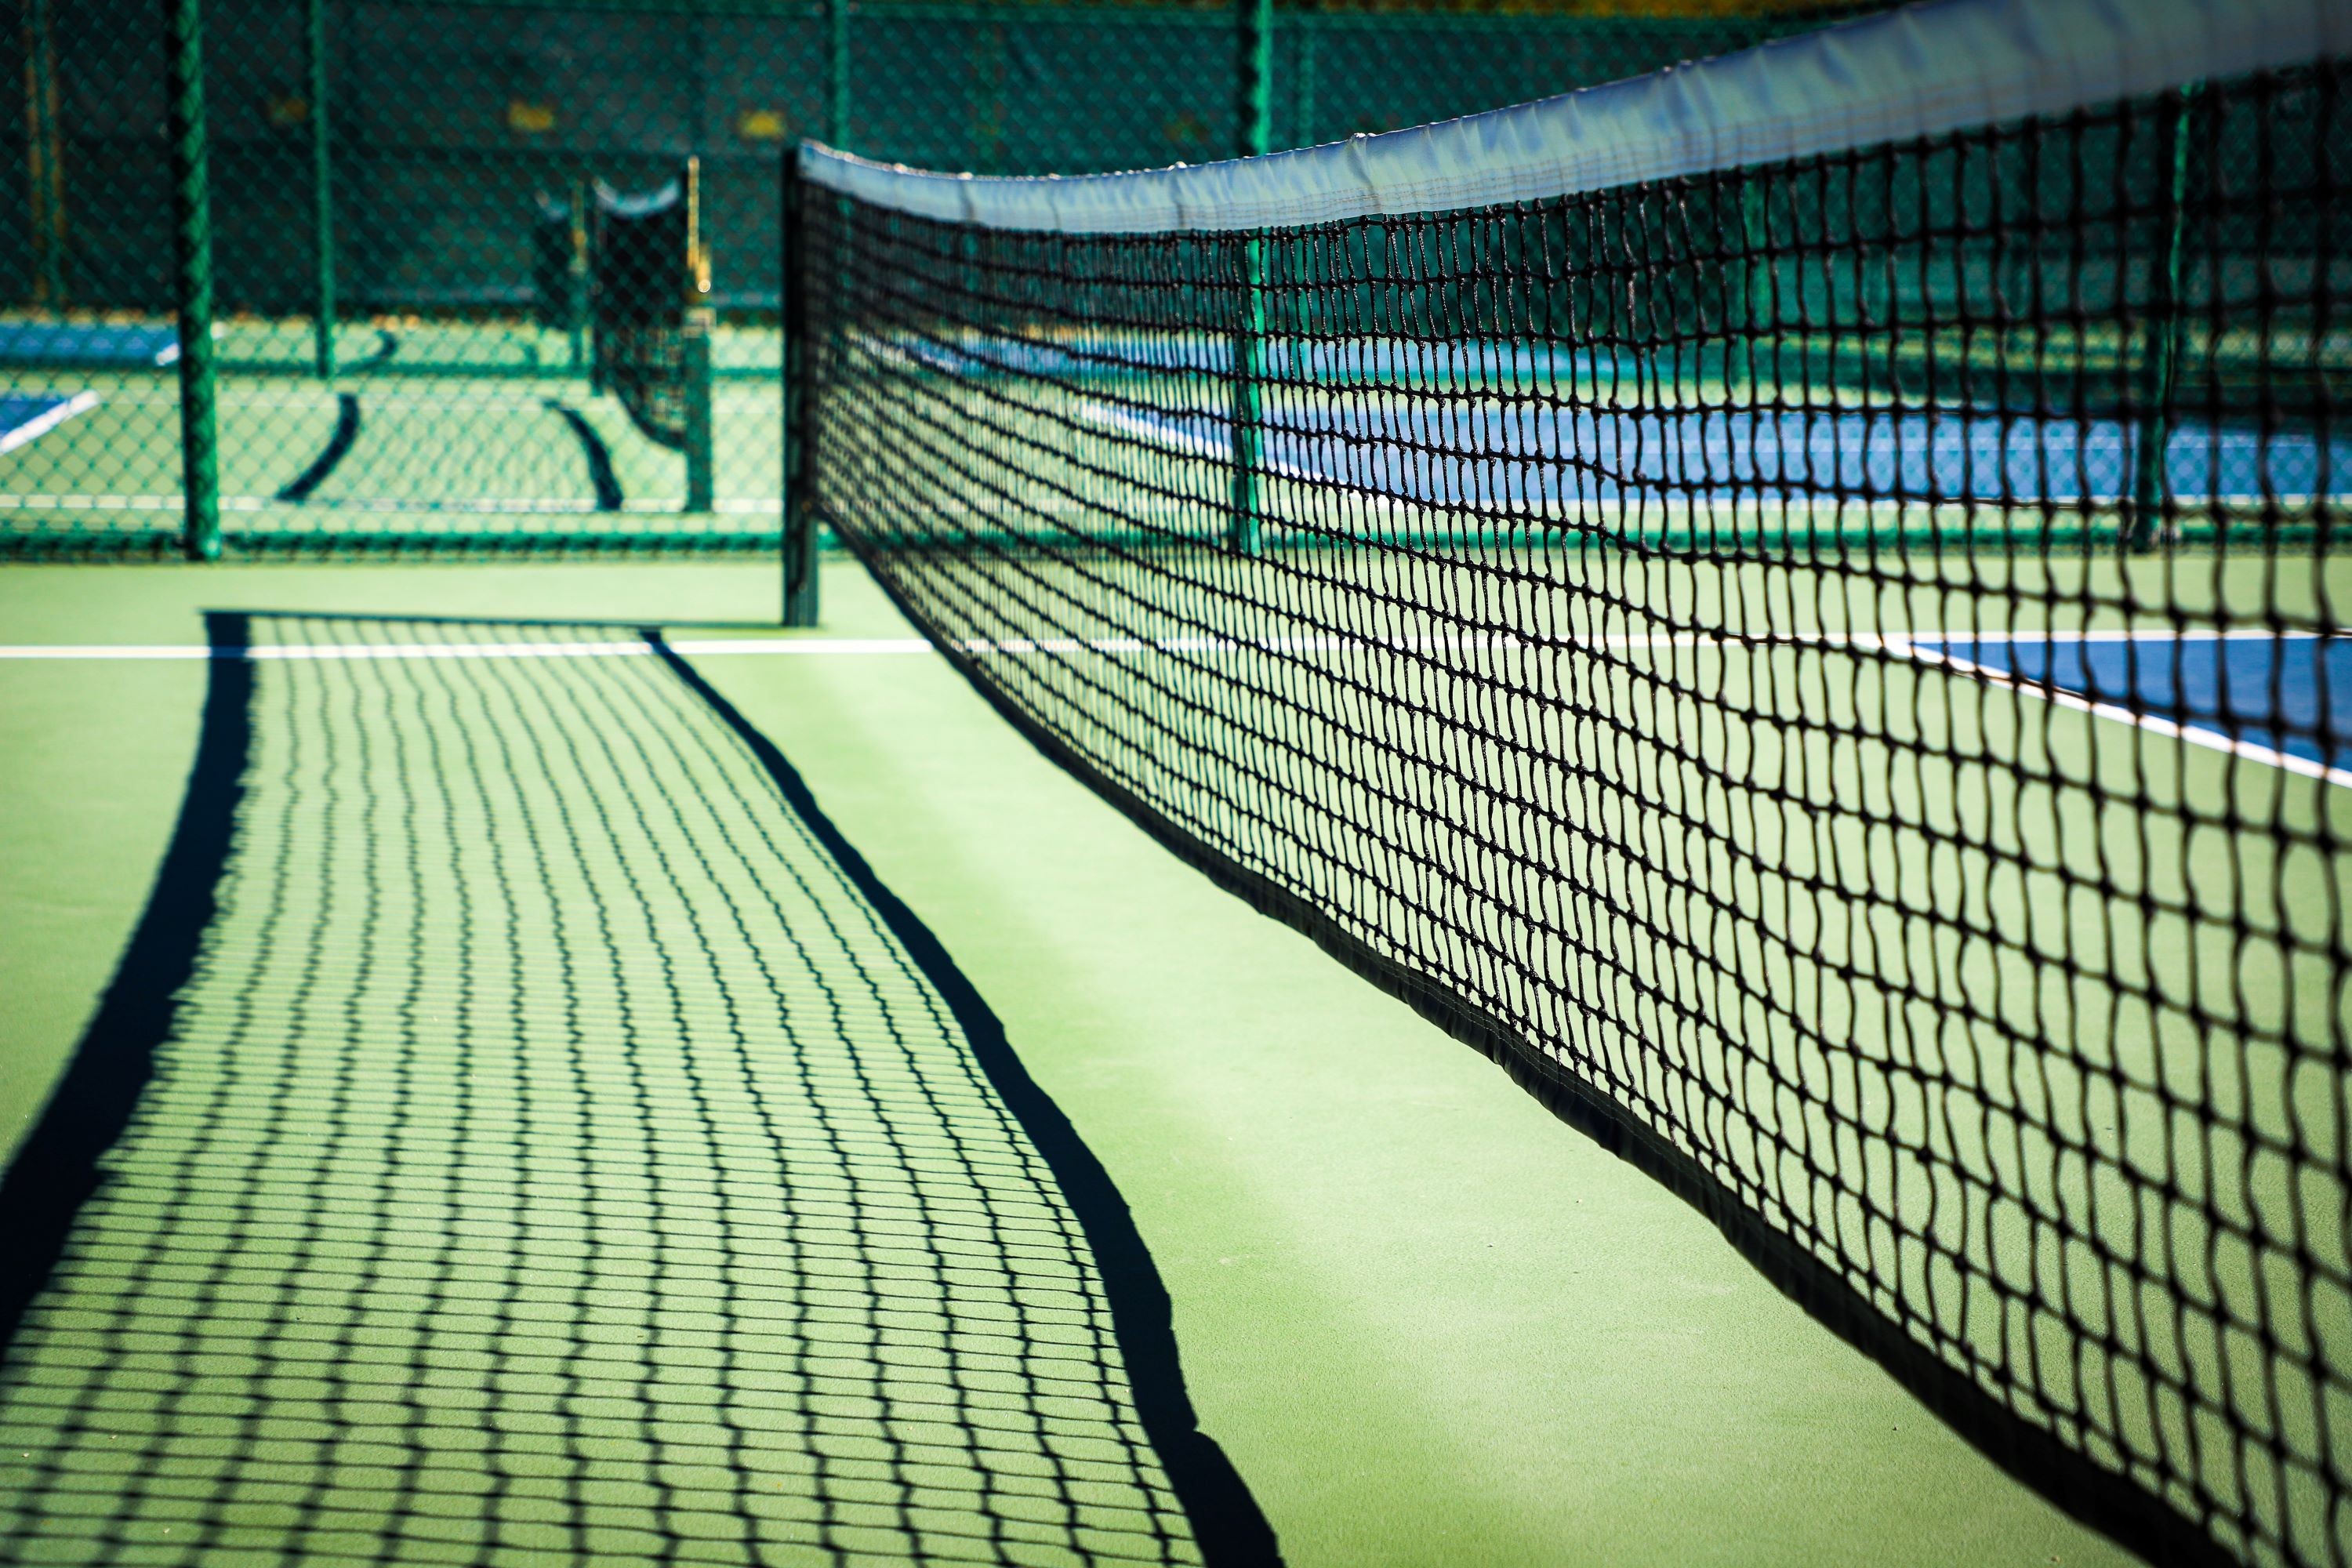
[797,0,2348,234]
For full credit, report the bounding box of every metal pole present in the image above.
[307,0,336,379]
[780,151,818,626]
[1240,0,1272,158]
[684,312,715,511]
[1228,0,1272,555]
[586,183,604,395]
[2126,82,2201,554]
[823,0,850,148]
[567,177,587,373]
[682,156,714,513]
[163,0,221,561]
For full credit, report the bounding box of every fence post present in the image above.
[307,0,337,379]
[1227,0,1273,555]
[684,310,715,512]
[824,0,850,147]
[1240,0,1272,157]
[680,155,714,512]
[2127,82,2201,554]
[780,152,819,627]
[163,0,221,561]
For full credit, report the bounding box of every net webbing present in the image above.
[791,2,2352,1562]
[592,167,700,452]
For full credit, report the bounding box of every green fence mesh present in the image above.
[0,0,1859,558]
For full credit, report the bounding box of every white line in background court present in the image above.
[0,638,938,661]
[6,629,2339,787]
[0,627,2337,662]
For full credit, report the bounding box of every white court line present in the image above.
[0,492,783,516]
[5,626,2341,781]
[0,392,100,455]
[1883,639,2352,790]
[1076,401,1331,487]
[0,637,936,662]
[4,626,2339,662]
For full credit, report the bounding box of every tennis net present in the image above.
[592,160,706,451]
[789,0,2352,1563]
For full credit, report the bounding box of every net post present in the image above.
[2126,82,2201,554]
[306,0,336,381]
[780,149,819,628]
[567,179,589,375]
[163,0,221,561]
[586,188,604,397]
[823,0,850,147]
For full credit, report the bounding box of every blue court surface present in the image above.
[884,330,2350,506]
[1089,399,2352,509]
[0,391,99,455]
[0,321,178,368]
[1902,631,2352,776]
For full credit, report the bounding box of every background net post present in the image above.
[162,0,220,561]
[780,151,818,628]
[567,179,589,376]
[304,0,335,381]
[682,154,713,514]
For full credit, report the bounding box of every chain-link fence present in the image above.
[1,0,1859,557]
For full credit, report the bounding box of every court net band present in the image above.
[790,1,2352,1562]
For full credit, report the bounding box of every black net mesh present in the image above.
[797,57,2352,1568]
[592,170,699,452]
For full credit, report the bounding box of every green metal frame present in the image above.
[1226,0,1272,555]
[308,0,338,379]
[2128,82,2201,554]
[163,0,222,561]
[825,0,851,146]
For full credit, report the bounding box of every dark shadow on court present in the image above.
[0,612,1276,1566]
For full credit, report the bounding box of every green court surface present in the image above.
[2,317,784,555]
[0,559,2147,1565]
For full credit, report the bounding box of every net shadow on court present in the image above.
[0,612,1275,1566]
